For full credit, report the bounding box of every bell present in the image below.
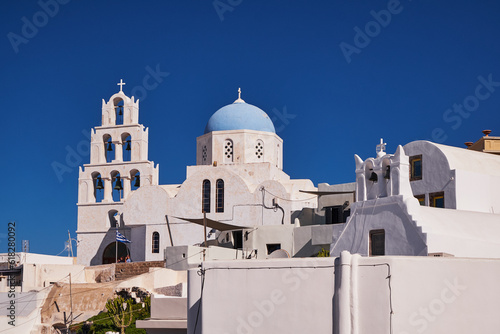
[369,171,378,182]
[118,106,123,116]
[384,166,391,180]
[107,142,113,151]
[96,177,104,190]
[134,175,140,187]
[126,141,131,151]
[114,176,123,190]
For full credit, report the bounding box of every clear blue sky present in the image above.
[1,0,500,256]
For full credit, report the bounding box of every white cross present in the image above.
[238,87,242,100]
[117,79,126,92]
[376,138,386,155]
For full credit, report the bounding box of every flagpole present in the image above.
[115,228,118,264]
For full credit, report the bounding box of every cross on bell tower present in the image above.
[376,138,387,157]
[117,79,126,92]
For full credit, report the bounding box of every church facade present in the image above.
[76,84,317,266]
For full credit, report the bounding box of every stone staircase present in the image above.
[114,261,165,280]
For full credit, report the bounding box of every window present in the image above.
[152,232,159,253]
[202,180,211,213]
[216,179,224,213]
[255,140,264,159]
[370,230,385,256]
[415,194,425,206]
[224,139,233,163]
[266,243,281,255]
[108,210,119,228]
[202,145,208,163]
[325,206,344,224]
[410,155,423,181]
[430,192,444,208]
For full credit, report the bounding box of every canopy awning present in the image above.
[172,216,249,231]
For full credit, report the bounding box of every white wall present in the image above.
[22,264,85,291]
[187,253,500,334]
[0,253,74,266]
[188,258,336,334]
[336,252,500,334]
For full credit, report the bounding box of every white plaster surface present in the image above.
[188,253,500,334]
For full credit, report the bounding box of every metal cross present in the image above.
[117,79,126,92]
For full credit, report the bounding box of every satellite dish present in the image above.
[267,249,290,259]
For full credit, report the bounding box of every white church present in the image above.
[76,83,317,266]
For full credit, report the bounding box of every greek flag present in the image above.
[116,230,131,243]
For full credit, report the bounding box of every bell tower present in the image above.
[76,80,159,266]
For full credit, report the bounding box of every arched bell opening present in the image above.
[130,169,140,191]
[92,172,104,203]
[104,134,115,163]
[102,242,129,264]
[365,161,377,183]
[382,158,391,181]
[114,98,124,126]
[122,133,132,162]
[111,171,123,202]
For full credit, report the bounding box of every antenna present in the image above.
[67,231,74,258]
[22,240,30,253]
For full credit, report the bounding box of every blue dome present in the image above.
[204,101,276,134]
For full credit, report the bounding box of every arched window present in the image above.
[114,99,124,125]
[122,133,132,162]
[216,179,224,213]
[92,172,104,203]
[104,134,115,163]
[202,179,211,213]
[255,140,264,159]
[111,171,123,202]
[131,169,140,191]
[108,210,119,228]
[224,139,233,163]
[152,232,160,253]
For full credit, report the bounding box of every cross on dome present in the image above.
[376,138,387,157]
[117,79,126,92]
[234,87,245,103]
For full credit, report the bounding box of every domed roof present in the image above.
[204,94,276,134]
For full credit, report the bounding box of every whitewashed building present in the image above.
[76,84,317,266]
[330,138,500,258]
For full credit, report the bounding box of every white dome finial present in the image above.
[234,87,245,103]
